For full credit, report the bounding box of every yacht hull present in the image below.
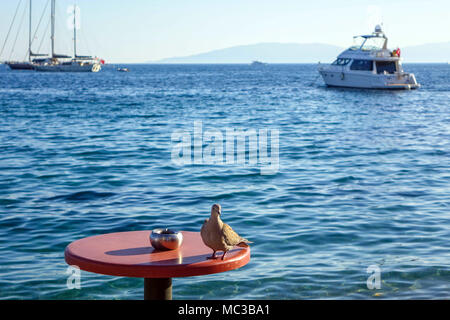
[319,70,419,90]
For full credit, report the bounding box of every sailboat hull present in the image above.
[34,63,101,72]
[6,62,34,70]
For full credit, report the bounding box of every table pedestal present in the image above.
[144,278,172,300]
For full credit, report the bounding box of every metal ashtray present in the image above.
[150,228,183,251]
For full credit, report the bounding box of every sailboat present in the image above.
[3,0,48,70]
[34,0,103,72]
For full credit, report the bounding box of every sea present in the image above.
[0,63,449,299]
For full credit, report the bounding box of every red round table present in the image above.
[64,230,251,299]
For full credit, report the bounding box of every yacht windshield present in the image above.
[361,37,385,51]
[350,36,365,50]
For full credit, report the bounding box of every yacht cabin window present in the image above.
[350,36,365,50]
[376,61,397,74]
[332,58,351,65]
[361,37,386,51]
[349,36,386,51]
[350,59,374,71]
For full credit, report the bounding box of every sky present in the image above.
[1,0,449,63]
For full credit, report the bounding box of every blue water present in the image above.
[0,63,449,299]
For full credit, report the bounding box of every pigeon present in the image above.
[200,204,252,260]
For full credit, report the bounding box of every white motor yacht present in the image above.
[318,25,419,89]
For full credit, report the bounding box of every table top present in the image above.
[64,231,250,278]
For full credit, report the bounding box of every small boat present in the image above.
[318,25,419,89]
[117,67,129,72]
[251,60,267,67]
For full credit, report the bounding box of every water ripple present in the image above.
[0,64,449,299]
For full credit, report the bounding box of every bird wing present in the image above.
[201,218,209,235]
[222,222,246,246]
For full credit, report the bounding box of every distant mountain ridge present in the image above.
[152,43,344,64]
[401,42,450,63]
[151,42,450,63]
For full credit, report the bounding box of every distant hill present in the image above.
[401,42,450,63]
[151,41,450,64]
[152,43,344,64]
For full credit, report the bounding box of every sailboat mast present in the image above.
[73,4,76,57]
[29,0,32,62]
[51,0,55,58]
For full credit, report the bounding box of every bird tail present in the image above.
[237,238,253,247]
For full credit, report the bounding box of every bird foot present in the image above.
[207,252,218,259]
